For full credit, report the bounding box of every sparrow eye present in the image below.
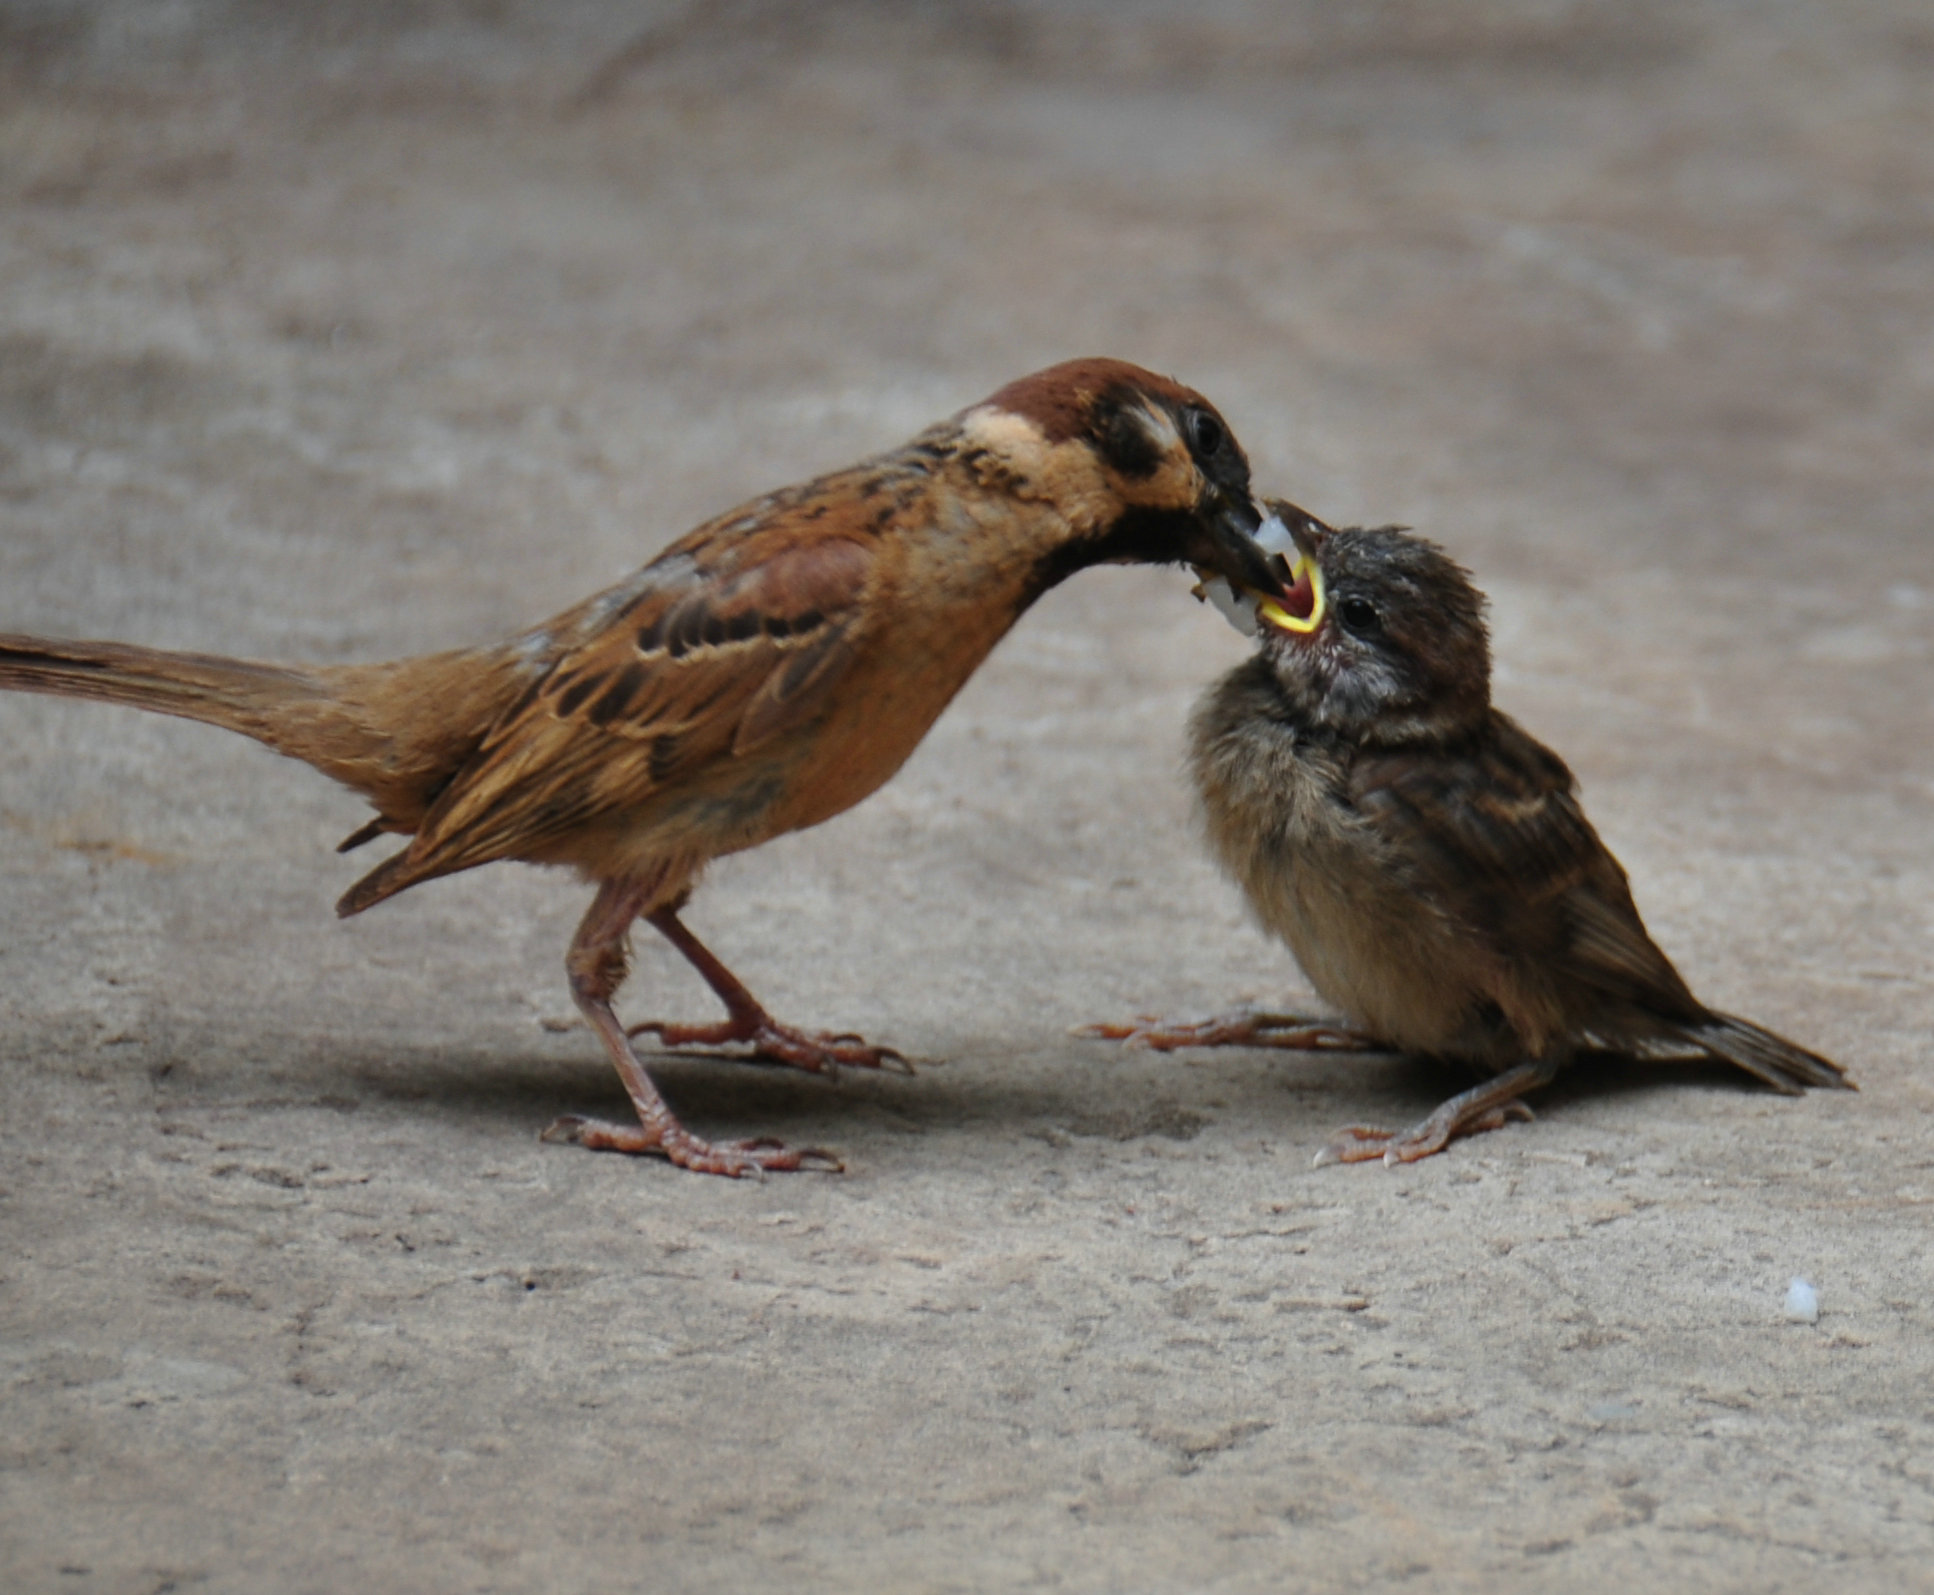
[1338,595,1382,637]
[1184,409,1225,459]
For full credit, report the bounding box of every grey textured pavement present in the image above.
[2,4,1931,1590]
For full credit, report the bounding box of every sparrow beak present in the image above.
[1275,501,1331,561]
[1195,489,1284,597]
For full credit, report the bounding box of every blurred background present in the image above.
[3,3,1931,1589]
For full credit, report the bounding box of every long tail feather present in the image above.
[0,633,535,881]
[1679,1010,1851,1095]
[0,634,326,741]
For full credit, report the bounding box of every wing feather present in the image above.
[338,499,885,911]
[1350,712,1700,1018]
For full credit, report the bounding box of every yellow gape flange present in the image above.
[1256,553,1326,635]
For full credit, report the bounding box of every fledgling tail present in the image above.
[0,633,535,845]
[1677,1010,1852,1096]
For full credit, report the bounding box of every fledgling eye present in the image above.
[1337,595,1382,638]
[1183,408,1226,460]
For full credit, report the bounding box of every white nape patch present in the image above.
[958,402,1111,529]
[1782,1277,1820,1324]
[1199,514,1298,636]
[960,404,1053,463]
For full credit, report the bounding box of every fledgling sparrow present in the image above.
[1083,504,1851,1164]
[1,358,1285,1177]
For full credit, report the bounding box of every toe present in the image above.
[540,1114,589,1145]
[1314,1125,1396,1167]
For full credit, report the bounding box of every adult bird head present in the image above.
[967,358,1282,600]
[1251,503,1494,747]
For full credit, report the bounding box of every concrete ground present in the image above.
[2,3,1931,1590]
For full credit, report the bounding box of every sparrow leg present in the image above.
[542,880,842,1176]
[1314,1058,1562,1168]
[1074,1007,1378,1053]
[623,905,911,1077]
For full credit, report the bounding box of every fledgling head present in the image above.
[1258,504,1492,746]
[967,358,1279,596]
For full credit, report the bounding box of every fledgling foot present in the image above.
[1075,1008,1377,1053]
[1314,1099,1534,1168]
[625,1016,913,1078]
[541,1115,844,1176]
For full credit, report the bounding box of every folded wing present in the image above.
[337,510,880,914]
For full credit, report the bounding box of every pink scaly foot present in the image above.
[627,905,912,1078]
[542,1116,842,1176]
[1313,1058,1561,1168]
[625,1014,910,1077]
[1074,1007,1378,1053]
[546,881,846,1178]
[1314,1102,1533,1168]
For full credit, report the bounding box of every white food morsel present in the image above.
[1200,513,1298,637]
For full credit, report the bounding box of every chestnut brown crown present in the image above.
[981,358,1270,591]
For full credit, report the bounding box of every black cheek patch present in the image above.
[1203,447,1251,499]
[1093,400,1163,480]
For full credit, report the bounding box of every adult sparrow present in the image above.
[1,358,1284,1176]
[1083,505,1850,1164]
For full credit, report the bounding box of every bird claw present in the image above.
[540,1114,590,1145]
[541,1114,844,1176]
[1313,1097,1537,1168]
[1070,1015,1160,1038]
[1312,1125,1398,1167]
[1076,1010,1373,1053]
[625,1017,914,1078]
[847,1042,918,1077]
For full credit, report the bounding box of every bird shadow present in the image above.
[1522,1048,1790,1111]
[130,1017,1812,1158]
[332,1040,884,1136]
[1257,1044,1788,1112]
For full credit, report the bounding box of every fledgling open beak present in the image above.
[1253,501,1329,635]
[1195,499,1330,638]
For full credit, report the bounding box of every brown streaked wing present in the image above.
[366,525,880,887]
[1351,711,1698,1013]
